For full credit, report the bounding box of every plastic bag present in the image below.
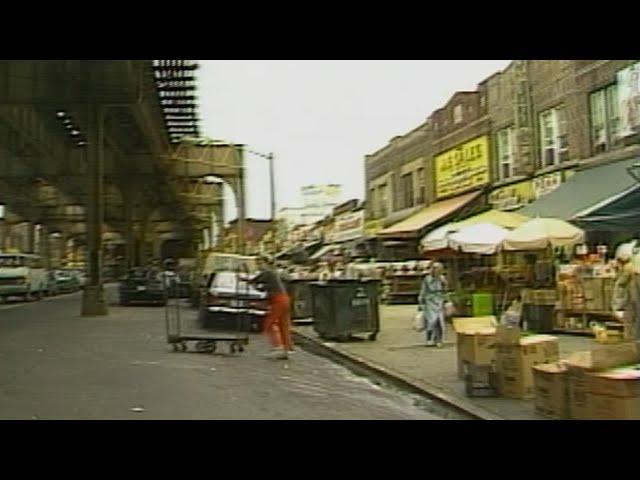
[413,312,425,332]
[444,301,456,317]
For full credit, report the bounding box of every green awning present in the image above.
[572,184,640,231]
[519,157,640,220]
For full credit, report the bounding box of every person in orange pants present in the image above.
[249,256,293,360]
[263,292,294,355]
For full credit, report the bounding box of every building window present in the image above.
[369,188,377,217]
[590,84,620,154]
[453,105,463,124]
[539,106,569,168]
[416,168,425,204]
[480,95,487,108]
[496,127,514,180]
[401,173,413,209]
[379,184,388,217]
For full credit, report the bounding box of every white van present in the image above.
[0,253,47,301]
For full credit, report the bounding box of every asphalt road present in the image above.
[0,286,440,420]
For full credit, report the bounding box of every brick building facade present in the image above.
[365,60,640,237]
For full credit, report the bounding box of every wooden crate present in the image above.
[463,361,498,397]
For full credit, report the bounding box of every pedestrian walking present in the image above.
[248,255,294,360]
[418,262,448,347]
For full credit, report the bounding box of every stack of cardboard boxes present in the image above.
[565,342,640,420]
[532,362,570,419]
[531,342,640,419]
[494,326,560,399]
[452,317,498,397]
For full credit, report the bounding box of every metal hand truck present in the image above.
[164,269,250,355]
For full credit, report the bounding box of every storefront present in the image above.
[376,190,483,261]
[520,157,640,250]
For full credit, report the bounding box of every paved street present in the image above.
[0,286,440,420]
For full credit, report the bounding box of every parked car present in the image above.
[44,271,60,297]
[199,271,267,332]
[119,268,166,306]
[55,270,80,293]
[160,270,192,299]
[73,270,87,289]
[0,253,47,302]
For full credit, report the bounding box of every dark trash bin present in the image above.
[522,304,555,333]
[287,279,314,320]
[310,279,380,341]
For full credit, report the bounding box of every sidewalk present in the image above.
[293,304,594,420]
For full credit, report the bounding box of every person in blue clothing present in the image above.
[418,262,448,347]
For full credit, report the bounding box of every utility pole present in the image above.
[268,153,276,221]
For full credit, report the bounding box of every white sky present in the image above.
[198,60,511,222]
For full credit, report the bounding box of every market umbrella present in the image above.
[455,209,530,229]
[502,217,585,251]
[448,223,509,255]
[420,209,529,252]
[420,223,460,251]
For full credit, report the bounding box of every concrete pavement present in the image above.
[294,304,594,420]
[0,286,441,420]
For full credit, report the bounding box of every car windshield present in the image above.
[211,272,251,292]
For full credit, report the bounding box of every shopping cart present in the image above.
[164,272,250,355]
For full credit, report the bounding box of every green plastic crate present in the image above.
[472,293,494,317]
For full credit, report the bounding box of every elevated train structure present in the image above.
[0,60,246,315]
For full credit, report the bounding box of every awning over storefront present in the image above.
[519,157,640,220]
[310,244,339,260]
[377,191,482,239]
[572,184,640,231]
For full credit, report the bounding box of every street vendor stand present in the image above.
[554,252,621,338]
[421,212,526,318]
[501,217,624,336]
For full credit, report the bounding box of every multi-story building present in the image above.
[365,60,640,259]
[277,184,343,229]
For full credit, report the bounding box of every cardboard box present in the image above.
[453,317,497,380]
[495,335,560,399]
[565,343,640,419]
[495,324,521,345]
[586,392,640,420]
[588,365,640,398]
[566,362,592,420]
[533,362,569,419]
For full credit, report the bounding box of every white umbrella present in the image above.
[420,223,460,251]
[503,218,585,251]
[448,223,509,255]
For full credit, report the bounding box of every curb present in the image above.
[292,329,503,421]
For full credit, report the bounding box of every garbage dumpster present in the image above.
[310,279,380,341]
[287,279,314,320]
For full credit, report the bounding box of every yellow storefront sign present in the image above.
[435,135,490,199]
[488,180,534,211]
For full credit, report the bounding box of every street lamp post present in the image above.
[0,203,5,252]
[246,149,276,221]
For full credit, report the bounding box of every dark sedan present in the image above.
[119,269,166,306]
[55,270,80,293]
[199,271,267,332]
